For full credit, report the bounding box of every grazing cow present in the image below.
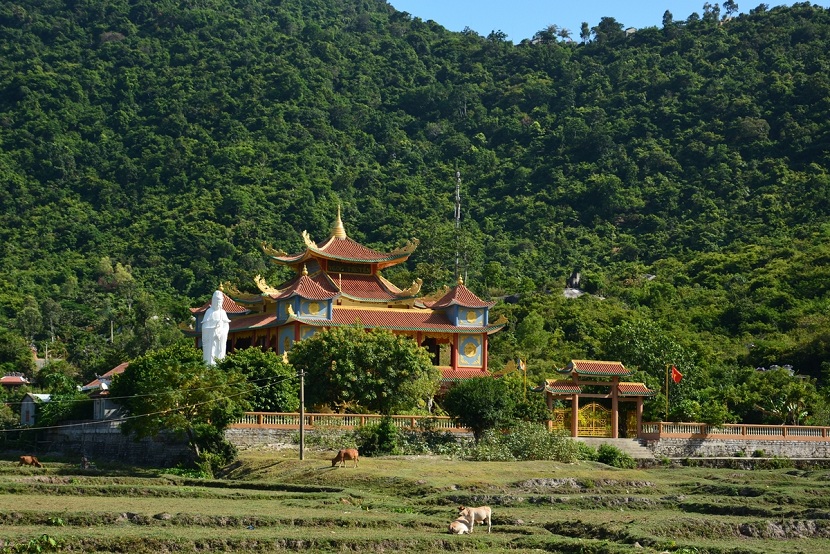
[448,517,470,535]
[18,455,43,468]
[458,505,492,533]
[331,448,359,468]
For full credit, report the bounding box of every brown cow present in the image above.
[331,448,359,468]
[18,455,43,468]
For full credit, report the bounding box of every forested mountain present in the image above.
[2,0,830,423]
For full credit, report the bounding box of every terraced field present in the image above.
[1,451,829,553]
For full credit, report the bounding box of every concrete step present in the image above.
[575,437,654,459]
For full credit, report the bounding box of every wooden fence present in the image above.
[640,422,830,441]
[230,412,469,433]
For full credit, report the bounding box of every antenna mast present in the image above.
[455,170,461,279]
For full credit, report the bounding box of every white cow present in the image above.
[448,517,470,535]
[458,505,492,533]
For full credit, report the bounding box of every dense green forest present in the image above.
[1,0,830,424]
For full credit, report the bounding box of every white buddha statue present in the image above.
[201,290,230,365]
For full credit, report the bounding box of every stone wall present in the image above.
[647,438,830,458]
[39,422,191,467]
[224,427,297,450]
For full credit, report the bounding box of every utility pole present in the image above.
[299,368,305,460]
[455,170,461,279]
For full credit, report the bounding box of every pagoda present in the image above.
[190,209,506,379]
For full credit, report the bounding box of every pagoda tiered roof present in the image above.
[428,278,496,309]
[270,269,339,301]
[264,207,418,270]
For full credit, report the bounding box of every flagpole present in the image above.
[665,364,670,421]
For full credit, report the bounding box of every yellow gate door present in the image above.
[578,402,611,437]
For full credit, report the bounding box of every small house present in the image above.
[20,393,51,427]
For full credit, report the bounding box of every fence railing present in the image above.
[231,414,830,442]
[230,412,469,433]
[640,422,830,441]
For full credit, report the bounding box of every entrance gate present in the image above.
[551,402,612,437]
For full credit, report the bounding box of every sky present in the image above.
[388,1,830,42]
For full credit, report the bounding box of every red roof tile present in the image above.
[228,313,279,331]
[618,382,657,396]
[82,362,129,391]
[544,379,582,394]
[431,284,495,309]
[273,274,338,300]
[326,273,398,301]
[559,360,631,377]
[1,374,30,386]
[441,367,491,381]
[316,236,405,262]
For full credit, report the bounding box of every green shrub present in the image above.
[396,427,466,457]
[752,449,766,458]
[354,416,399,456]
[574,441,598,461]
[595,444,636,469]
[465,422,583,462]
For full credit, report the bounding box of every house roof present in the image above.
[82,362,129,392]
[1,374,30,387]
[557,360,632,377]
[24,393,51,403]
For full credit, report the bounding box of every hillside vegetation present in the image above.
[1,1,830,422]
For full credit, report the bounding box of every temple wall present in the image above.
[646,438,830,458]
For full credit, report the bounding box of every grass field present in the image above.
[1,450,829,553]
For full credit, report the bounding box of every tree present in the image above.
[0,328,35,376]
[35,360,89,426]
[288,326,440,414]
[110,342,249,463]
[216,348,299,412]
[515,311,550,358]
[443,377,517,442]
[580,22,591,43]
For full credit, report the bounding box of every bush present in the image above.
[354,416,399,456]
[465,422,583,462]
[595,444,636,469]
[574,441,598,461]
[396,425,467,457]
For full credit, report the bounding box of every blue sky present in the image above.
[388,1,830,42]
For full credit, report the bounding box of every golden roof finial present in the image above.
[332,204,347,239]
[219,282,225,292]
[457,275,464,286]
[302,264,308,276]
